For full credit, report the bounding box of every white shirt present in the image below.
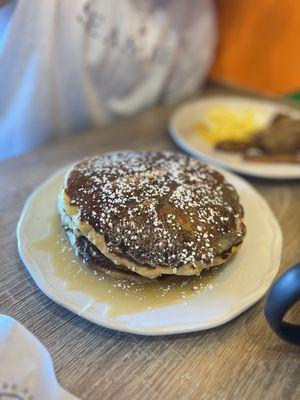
[0,0,216,159]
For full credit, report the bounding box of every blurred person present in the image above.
[0,0,216,160]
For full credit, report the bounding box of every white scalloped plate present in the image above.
[169,96,300,179]
[17,166,282,335]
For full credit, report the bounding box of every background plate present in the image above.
[17,166,282,335]
[169,96,300,179]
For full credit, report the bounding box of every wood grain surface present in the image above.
[0,83,299,400]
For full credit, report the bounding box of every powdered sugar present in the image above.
[65,152,245,268]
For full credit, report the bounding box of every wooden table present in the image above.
[1,83,300,400]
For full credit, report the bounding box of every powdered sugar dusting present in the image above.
[65,152,245,268]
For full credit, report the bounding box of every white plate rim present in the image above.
[17,166,282,336]
[169,95,300,180]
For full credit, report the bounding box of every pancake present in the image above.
[59,204,152,282]
[59,151,246,279]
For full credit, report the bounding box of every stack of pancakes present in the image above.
[58,152,246,280]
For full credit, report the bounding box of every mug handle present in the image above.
[264,263,300,345]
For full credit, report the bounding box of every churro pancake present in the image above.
[59,152,246,279]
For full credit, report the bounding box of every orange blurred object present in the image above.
[211,0,300,94]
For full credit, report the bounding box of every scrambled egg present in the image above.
[193,104,267,144]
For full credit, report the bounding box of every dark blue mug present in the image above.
[265,263,300,345]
